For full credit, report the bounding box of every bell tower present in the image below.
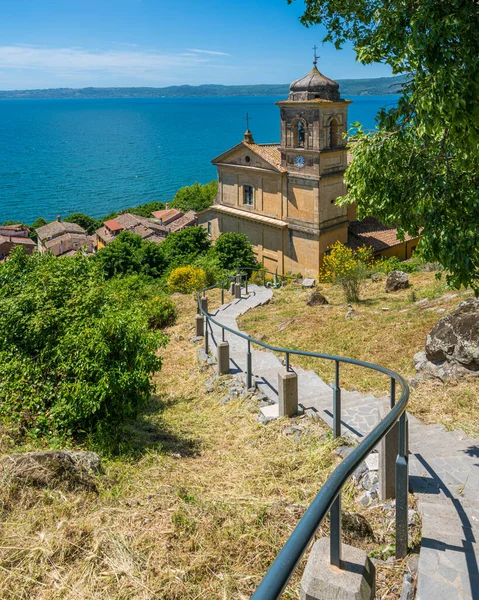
[276,59,352,235]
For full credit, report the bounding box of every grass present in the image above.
[0,290,415,599]
[239,272,479,436]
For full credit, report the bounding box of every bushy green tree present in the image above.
[290,0,479,291]
[29,217,47,242]
[170,180,218,212]
[160,226,211,268]
[212,232,259,272]
[65,212,100,235]
[0,248,166,440]
[95,231,167,279]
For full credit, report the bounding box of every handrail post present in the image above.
[245,274,248,295]
[395,412,409,558]
[390,377,396,408]
[221,286,224,305]
[333,360,341,438]
[285,352,290,372]
[263,270,266,287]
[330,494,342,568]
[222,326,225,343]
[204,318,209,355]
[246,339,252,390]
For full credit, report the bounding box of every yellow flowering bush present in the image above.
[320,242,374,301]
[168,265,207,294]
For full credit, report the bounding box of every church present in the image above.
[198,62,419,276]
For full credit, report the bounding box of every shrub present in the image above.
[168,265,207,294]
[212,232,259,272]
[145,296,177,329]
[320,241,373,302]
[193,254,229,287]
[0,249,166,441]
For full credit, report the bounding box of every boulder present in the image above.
[342,511,375,541]
[385,270,410,293]
[0,450,100,492]
[425,298,479,368]
[302,278,316,288]
[306,291,329,306]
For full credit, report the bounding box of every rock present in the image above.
[334,445,354,459]
[306,291,329,307]
[358,491,373,507]
[425,298,479,368]
[365,452,379,472]
[353,461,368,484]
[415,298,430,308]
[400,575,415,600]
[385,270,410,293]
[302,278,316,288]
[345,304,356,320]
[371,272,383,282]
[381,307,390,311]
[341,511,375,541]
[437,308,446,314]
[68,451,102,474]
[0,451,98,492]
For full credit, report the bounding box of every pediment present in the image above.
[212,142,282,173]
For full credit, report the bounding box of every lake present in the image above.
[0,95,399,224]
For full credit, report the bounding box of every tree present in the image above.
[95,230,167,279]
[29,217,47,242]
[0,248,166,440]
[170,180,218,212]
[128,201,165,218]
[290,0,479,291]
[160,226,211,267]
[212,232,259,272]
[65,212,100,235]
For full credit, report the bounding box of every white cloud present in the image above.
[189,48,231,56]
[0,45,214,73]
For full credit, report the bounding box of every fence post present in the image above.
[200,295,208,314]
[278,369,298,417]
[333,360,341,438]
[396,413,409,559]
[235,283,242,299]
[195,314,204,337]
[217,341,230,375]
[246,340,253,389]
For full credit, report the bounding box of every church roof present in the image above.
[289,65,341,101]
[244,142,283,171]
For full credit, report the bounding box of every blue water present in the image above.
[0,95,399,224]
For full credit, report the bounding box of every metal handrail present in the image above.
[196,267,409,600]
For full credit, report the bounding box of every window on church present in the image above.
[296,121,305,148]
[329,118,339,148]
[244,185,254,206]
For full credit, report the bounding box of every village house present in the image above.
[94,212,168,249]
[198,63,420,275]
[151,206,198,233]
[0,224,36,261]
[36,218,94,257]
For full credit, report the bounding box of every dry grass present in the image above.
[239,272,479,436]
[0,290,413,599]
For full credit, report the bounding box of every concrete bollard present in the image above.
[300,538,375,600]
[200,295,208,314]
[217,341,230,375]
[234,283,242,299]
[278,369,298,417]
[195,314,204,337]
[230,281,235,295]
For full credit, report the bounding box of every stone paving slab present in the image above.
[203,284,479,600]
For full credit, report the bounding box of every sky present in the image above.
[0,0,392,90]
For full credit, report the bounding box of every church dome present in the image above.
[289,66,340,102]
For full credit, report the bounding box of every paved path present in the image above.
[206,285,479,599]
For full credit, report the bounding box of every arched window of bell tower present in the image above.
[293,119,307,148]
[328,117,340,148]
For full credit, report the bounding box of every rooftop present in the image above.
[348,217,420,253]
[36,220,87,241]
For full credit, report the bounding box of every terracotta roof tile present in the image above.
[348,217,420,253]
[103,219,123,231]
[244,142,284,171]
[169,210,197,232]
[151,208,184,224]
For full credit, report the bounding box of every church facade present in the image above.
[198,64,419,275]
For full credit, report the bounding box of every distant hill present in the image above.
[0,76,405,100]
